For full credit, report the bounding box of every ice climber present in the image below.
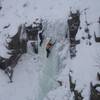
[46,38,56,58]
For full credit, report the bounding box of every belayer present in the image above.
[46,39,56,58]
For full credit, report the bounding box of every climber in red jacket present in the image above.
[46,39,56,58]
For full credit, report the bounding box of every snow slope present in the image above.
[0,0,100,100]
[0,53,40,100]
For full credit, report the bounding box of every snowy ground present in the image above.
[0,53,40,100]
[0,0,100,100]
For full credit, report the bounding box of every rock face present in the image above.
[68,10,80,44]
[0,25,24,82]
[67,10,80,58]
[94,18,100,42]
[25,19,43,54]
[69,73,83,100]
[90,83,100,100]
[25,19,42,41]
[0,25,23,71]
[0,19,43,81]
